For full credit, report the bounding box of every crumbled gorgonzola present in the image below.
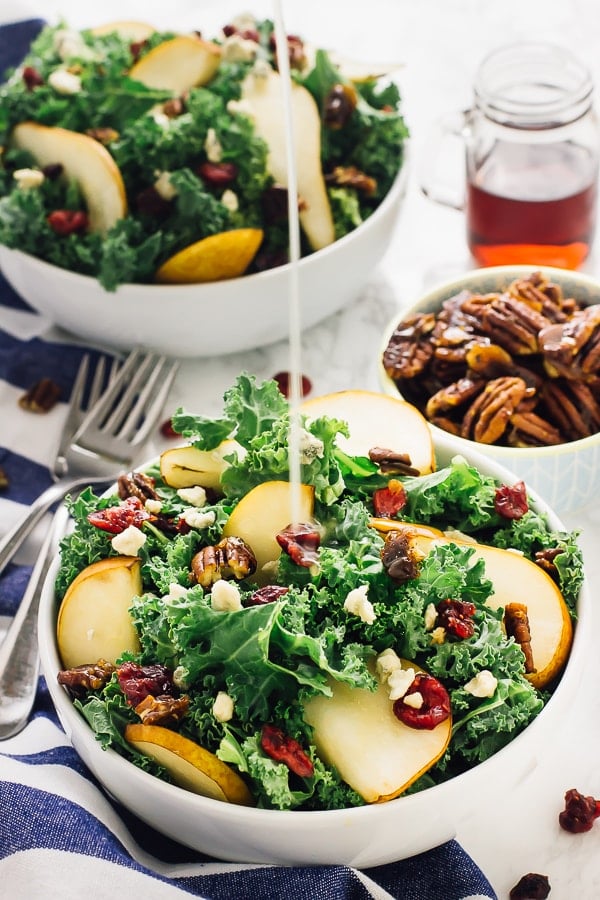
[177,485,207,507]
[48,68,82,95]
[210,580,243,612]
[343,584,376,624]
[212,691,235,722]
[181,508,215,529]
[464,669,498,698]
[111,525,146,555]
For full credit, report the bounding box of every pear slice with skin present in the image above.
[400,528,573,690]
[125,724,253,805]
[155,229,264,284]
[56,556,142,669]
[304,660,451,803]
[89,21,156,41]
[239,68,335,251]
[222,480,315,580]
[301,390,436,475]
[160,440,244,492]
[129,35,221,92]
[11,122,127,234]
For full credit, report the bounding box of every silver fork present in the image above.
[0,347,178,576]
[0,347,178,738]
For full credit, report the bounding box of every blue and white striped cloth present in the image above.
[0,19,497,899]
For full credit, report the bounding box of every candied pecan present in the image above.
[325,165,377,196]
[504,602,536,674]
[540,305,600,379]
[368,447,419,476]
[18,377,61,413]
[135,693,190,726]
[534,546,562,578]
[425,375,485,419]
[541,380,600,441]
[508,271,570,322]
[191,536,256,587]
[86,127,119,145]
[478,294,550,355]
[261,724,314,777]
[429,415,462,436]
[382,312,437,381]
[276,523,320,567]
[381,529,420,583]
[507,410,563,447]
[118,471,159,503]
[393,672,451,729]
[58,660,116,697]
[162,96,186,117]
[464,342,514,377]
[0,466,8,489]
[323,83,358,129]
[461,376,528,444]
[509,872,551,899]
[559,787,600,833]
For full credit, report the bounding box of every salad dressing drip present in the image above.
[273,0,304,524]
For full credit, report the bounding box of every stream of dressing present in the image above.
[272,0,303,525]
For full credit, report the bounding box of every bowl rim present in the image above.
[379,263,600,457]
[0,145,410,296]
[38,429,591,830]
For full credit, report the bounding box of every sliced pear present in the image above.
[129,35,221,92]
[404,530,573,689]
[240,68,335,251]
[56,556,142,669]
[11,122,126,234]
[89,21,156,41]
[155,228,263,284]
[304,660,451,802]
[159,440,244,491]
[301,390,436,475]
[125,723,253,805]
[222,480,315,578]
[370,519,443,538]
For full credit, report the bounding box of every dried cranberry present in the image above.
[509,873,551,899]
[42,163,63,180]
[197,161,238,186]
[129,40,148,61]
[393,672,451,730]
[559,788,600,833]
[373,481,407,517]
[135,185,173,219]
[22,65,43,89]
[117,662,175,706]
[247,585,289,606]
[87,496,153,534]
[260,723,314,778]
[276,523,320,567]
[435,599,476,640]
[272,371,312,398]
[160,417,179,438]
[47,210,88,236]
[494,480,529,519]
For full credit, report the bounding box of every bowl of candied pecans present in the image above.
[380,265,600,514]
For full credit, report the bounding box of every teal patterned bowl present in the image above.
[379,265,600,515]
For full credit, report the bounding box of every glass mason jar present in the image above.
[422,42,600,269]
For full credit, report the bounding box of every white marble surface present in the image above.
[6,1,600,896]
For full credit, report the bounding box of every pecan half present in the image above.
[325,165,377,196]
[57,660,116,697]
[118,471,159,503]
[382,312,436,381]
[507,410,563,447]
[540,305,600,380]
[461,376,528,444]
[135,693,190,726]
[504,602,536,674]
[191,536,256,587]
[18,377,61,413]
[541,380,600,440]
[381,529,420,583]
[368,447,420,476]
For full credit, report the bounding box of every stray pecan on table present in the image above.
[18,377,61,413]
[382,271,600,447]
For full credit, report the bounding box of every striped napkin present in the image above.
[0,19,497,900]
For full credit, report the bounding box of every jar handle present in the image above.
[419,109,468,211]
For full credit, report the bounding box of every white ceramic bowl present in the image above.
[38,432,590,866]
[0,160,408,359]
[379,265,600,515]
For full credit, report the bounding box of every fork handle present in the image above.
[0,475,109,577]
[0,516,58,739]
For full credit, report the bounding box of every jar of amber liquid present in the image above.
[423,42,600,269]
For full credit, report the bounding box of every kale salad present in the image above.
[53,375,584,812]
[0,15,408,289]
